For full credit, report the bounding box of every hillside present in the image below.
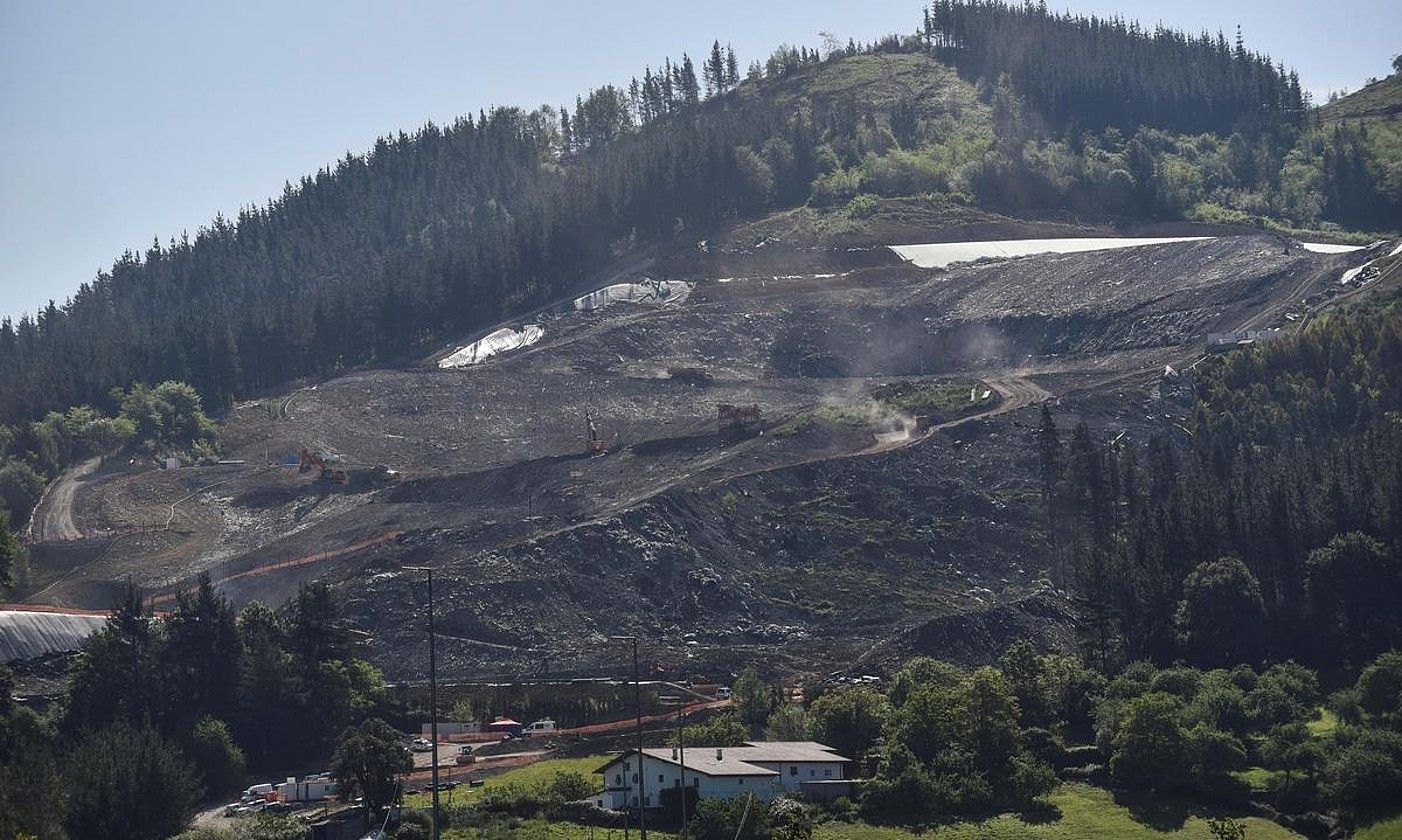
[0,12,1394,441]
[14,229,1389,681]
[1318,71,1402,123]
[2,2,1400,680]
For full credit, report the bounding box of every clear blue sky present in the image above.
[1,0,1395,320]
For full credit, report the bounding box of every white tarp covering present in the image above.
[889,237,1212,269]
[573,280,693,312]
[0,610,106,661]
[1300,242,1366,254]
[438,325,544,369]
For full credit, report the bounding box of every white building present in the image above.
[590,741,854,810]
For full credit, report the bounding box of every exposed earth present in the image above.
[10,206,1395,684]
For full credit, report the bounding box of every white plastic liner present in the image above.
[0,611,106,661]
[573,280,693,312]
[1300,242,1366,254]
[438,325,544,368]
[889,237,1212,269]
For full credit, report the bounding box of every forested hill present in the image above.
[922,0,1304,134]
[0,1,1395,433]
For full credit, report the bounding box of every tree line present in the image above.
[0,578,389,839]
[923,0,1305,136]
[1039,305,1402,676]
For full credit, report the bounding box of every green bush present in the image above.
[1321,728,1402,816]
[845,193,879,218]
[690,794,773,839]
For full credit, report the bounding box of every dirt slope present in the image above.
[12,231,1383,681]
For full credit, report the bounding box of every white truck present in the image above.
[522,718,557,737]
[275,773,339,802]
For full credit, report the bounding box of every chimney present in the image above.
[716,748,723,761]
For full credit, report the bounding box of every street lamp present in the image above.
[405,566,440,840]
[611,635,647,840]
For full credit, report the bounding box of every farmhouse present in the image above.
[591,741,855,809]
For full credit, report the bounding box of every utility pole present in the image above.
[406,566,441,840]
[677,707,688,830]
[612,635,647,839]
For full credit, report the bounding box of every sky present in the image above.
[1,0,1396,321]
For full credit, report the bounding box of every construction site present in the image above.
[8,217,1399,683]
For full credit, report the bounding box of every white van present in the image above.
[522,718,556,737]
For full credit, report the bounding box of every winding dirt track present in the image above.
[699,374,1051,489]
[29,457,99,542]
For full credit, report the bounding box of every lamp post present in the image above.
[405,566,440,840]
[611,635,646,840]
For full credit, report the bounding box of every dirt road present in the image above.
[29,457,99,542]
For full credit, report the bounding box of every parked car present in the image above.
[410,737,434,752]
[715,686,732,700]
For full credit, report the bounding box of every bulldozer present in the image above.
[298,448,349,484]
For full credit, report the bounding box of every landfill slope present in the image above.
[11,232,1385,680]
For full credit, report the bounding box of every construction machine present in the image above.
[585,412,607,455]
[298,448,349,484]
[717,403,761,432]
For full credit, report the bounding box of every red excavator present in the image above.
[298,448,349,484]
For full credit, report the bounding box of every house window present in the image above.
[632,773,639,783]
[790,766,798,776]
[693,778,699,787]
[675,779,681,787]
[615,774,621,786]
[824,769,832,777]
[658,774,665,783]
[738,778,745,785]
[810,769,816,777]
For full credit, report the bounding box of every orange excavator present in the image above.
[299,448,349,484]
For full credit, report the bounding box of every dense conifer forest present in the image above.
[1041,304,1402,675]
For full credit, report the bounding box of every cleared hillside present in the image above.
[15,231,1385,679]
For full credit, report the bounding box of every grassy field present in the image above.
[442,819,677,839]
[414,769,1304,839]
[1231,766,1284,794]
[1307,708,1339,737]
[813,784,1304,840]
[404,754,609,808]
[1356,815,1402,840]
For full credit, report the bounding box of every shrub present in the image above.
[769,796,814,840]
[690,794,772,840]
[1320,728,1402,816]
[846,193,880,218]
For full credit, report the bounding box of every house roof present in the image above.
[730,742,852,763]
[595,741,849,778]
